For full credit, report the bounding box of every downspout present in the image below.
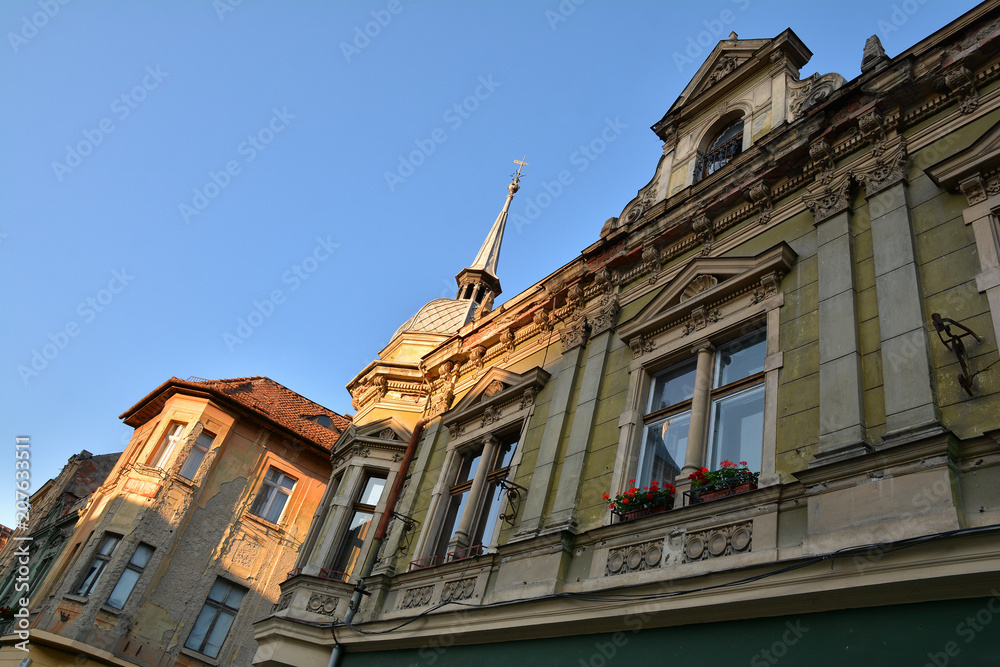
[327,417,427,667]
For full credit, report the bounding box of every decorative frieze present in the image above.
[399,585,434,609]
[440,577,476,602]
[858,109,887,157]
[682,521,752,563]
[307,593,340,617]
[809,140,836,175]
[682,306,723,336]
[605,539,663,576]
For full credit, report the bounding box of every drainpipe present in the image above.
[327,418,426,667]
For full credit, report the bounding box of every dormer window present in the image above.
[696,120,744,183]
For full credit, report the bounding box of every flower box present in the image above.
[604,479,676,524]
[620,496,675,522]
[687,478,758,504]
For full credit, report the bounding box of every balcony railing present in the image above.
[285,567,350,583]
[408,544,484,572]
[694,131,743,183]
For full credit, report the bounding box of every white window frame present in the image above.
[249,467,297,524]
[149,423,185,469]
[178,432,214,480]
[74,533,121,597]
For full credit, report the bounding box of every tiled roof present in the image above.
[120,376,351,453]
[392,298,476,339]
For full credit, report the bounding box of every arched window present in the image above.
[696,120,744,183]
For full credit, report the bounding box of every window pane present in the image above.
[457,453,480,484]
[435,491,468,556]
[358,477,386,506]
[223,585,246,609]
[249,486,274,516]
[106,568,140,609]
[647,359,698,412]
[75,560,106,596]
[203,610,235,658]
[131,544,154,568]
[195,433,213,451]
[178,448,207,479]
[264,492,288,523]
[637,410,691,487]
[496,439,517,470]
[185,606,216,652]
[278,474,295,490]
[708,384,765,470]
[715,330,766,387]
[332,510,373,576]
[477,484,501,547]
[207,579,229,603]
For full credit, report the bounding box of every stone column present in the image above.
[451,435,499,551]
[811,207,868,463]
[681,341,714,477]
[858,146,940,440]
[959,177,1000,341]
[513,323,587,540]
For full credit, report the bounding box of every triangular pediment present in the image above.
[442,366,550,430]
[450,368,529,414]
[926,119,1000,189]
[335,416,411,453]
[618,243,796,341]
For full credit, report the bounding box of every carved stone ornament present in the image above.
[682,521,752,562]
[469,345,486,370]
[691,215,714,255]
[483,380,505,400]
[378,428,395,440]
[641,244,660,280]
[809,140,836,176]
[440,577,476,602]
[854,138,907,197]
[307,593,340,617]
[590,294,620,337]
[749,271,783,306]
[481,405,501,428]
[372,375,388,399]
[426,385,454,419]
[594,267,615,294]
[399,585,434,609]
[746,181,773,225]
[788,72,846,119]
[706,54,739,87]
[629,335,655,359]
[566,283,585,312]
[276,593,291,612]
[803,172,852,224]
[520,387,538,410]
[532,310,551,330]
[959,176,987,207]
[683,306,722,336]
[860,34,888,73]
[857,109,887,157]
[600,217,619,238]
[679,275,719,302]
[447,423,466,440]
[944,66,978,114]
[500,328,516,354]
[558,317,590,353]
[605,539,663,576]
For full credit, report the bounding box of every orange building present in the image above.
[0,376,347,667]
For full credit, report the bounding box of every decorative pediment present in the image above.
[442,367,550,436]
[617,243,797,343]
[331,416,411,467]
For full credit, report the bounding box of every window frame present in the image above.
[105,542,154,609]
[178,431,215,480]
[327,472,388,580]
[248,466,297,525]
[149,422,185,469]
[74,533,122,597]
[183,577,247,659]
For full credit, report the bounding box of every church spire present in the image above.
[455,158,527,312]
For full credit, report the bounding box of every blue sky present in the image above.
[0,0,981,528]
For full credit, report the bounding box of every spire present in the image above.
[455,158,527,310]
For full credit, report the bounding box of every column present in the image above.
[681,341,715,477]
[451,435,499,551]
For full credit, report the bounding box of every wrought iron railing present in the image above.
[694,132,744,183]
[407,544,484,572]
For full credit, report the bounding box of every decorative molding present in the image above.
[746,181,773,225]
[691,215,714,255]
[558,317,590,353]
[641,244,661,282]
[749,272,783,306]
[705,54,740,88]
[679,275,719,302]
[566,283,586,313]
[857,109,887,157]
[788,72,845,118]
[861,34,888,73]
[803,172,852,223]
[307,593,340,617]
[520,387,538,410]
[944,66,979,114]
[605,539,663,576]
[440,577,476,603]
[276,593,291,612]
[809,140,836,176]
[629,335,655,359]
[469,345,486,370]
[481,405,502,428]
[399,585,434,609]
[682,521,753,562]
[590,294,620,337]
[854,138,908,197]
[683,306,723,336]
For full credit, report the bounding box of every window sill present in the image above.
[244,512,284,532]
[180,646,219,665]
[61,593,89,604]
[98,604,123,616]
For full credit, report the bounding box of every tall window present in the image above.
[149,423,185,469]
[434,434,517,559]
[329,474,387,579]
[106,543,154,609]
[638,329,765,487]
[178,432,214,480]
[697,120,744,182]
[249,467,296,524]
[184,578,247,659]
[75,534,121,597]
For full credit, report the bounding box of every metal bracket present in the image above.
[497,478,527,528]
[390,511,419,558]
[932,313,993,395]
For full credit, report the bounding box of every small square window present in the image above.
[74,534,121,597]
[106,543,154,609]
[178,432,214,480]
[184,578,247,659]
[249,467,296,524]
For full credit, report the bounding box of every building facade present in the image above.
[255,4,1000,666]
[0,376,347,667]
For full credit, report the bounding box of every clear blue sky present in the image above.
[0,0,980,528]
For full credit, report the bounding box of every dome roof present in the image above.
[392,298,476,340]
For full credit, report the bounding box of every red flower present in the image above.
[603,493,610,500]
[739,461,748,467]
[628,479,635,485]
[646,492,654,499]
[721,459,734,468]
[622,497,629,504]
[608,503,615,509]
